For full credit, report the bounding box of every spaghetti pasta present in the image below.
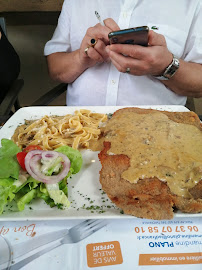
[12,109,108,150]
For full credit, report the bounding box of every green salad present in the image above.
[0,138,83,215]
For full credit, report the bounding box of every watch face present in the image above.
[155,56,179,80]
[168,66,177,77]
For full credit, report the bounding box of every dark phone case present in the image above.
[108,26,149,46]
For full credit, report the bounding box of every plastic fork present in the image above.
[9,219,107,270]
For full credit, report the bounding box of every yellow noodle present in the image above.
[12,110,108,150]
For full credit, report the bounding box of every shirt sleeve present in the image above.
[44,0,72,56]
[183,1,202,64]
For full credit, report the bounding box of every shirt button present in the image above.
[122,11,128,18]
[111,80,116,85]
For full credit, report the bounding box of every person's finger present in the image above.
[148,30,167,46]
[94,39,109,61]
[86,24,111,44]
[83,34,109,61]
[86,46,104,62]
[108,49,150,75]
[104,18,120,31]
[107,49,130,68]
[106,44,147,60]
[110,57,122,72]
[110,56,146,75]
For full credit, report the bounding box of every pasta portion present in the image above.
[12,109,108,150]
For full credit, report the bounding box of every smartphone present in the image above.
[108,26,149,46]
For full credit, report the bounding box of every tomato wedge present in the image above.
[17,145,43,170]
[16,152,27,171]
[23,145,42,152]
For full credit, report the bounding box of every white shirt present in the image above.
[44,0,202,106]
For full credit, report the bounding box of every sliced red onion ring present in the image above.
[25,150,71,184]
[41,151,59,161]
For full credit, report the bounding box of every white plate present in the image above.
[0,105,201,220]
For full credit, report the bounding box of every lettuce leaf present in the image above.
[41,156,63,176]
[36,184,55,207]
[0,178,17,214]
[0,139,21,179]
[0,139,21,214]
[59,178,68,196]
[55,146,83,174]
[0,156,20,179]
[0,138,21,157]
[14,177,40,193]
[46,183,70,208]
[17,189,37,211]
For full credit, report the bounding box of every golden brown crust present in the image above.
[189,181,202,200]
[172,196,202,213]
[113,107,202,130]
[99,142,175,219]
[98,108,202,220]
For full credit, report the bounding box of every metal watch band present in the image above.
[154,55,180,81]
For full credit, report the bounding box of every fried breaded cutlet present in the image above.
[98,108,202,220]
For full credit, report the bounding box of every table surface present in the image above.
[0,217,201,270]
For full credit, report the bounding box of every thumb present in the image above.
[104,18,120,31]
[148,30,167,46]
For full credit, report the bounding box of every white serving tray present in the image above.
[0,105,200,221]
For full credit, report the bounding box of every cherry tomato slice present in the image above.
[23,145,42,152]
[16,152,27,171]
[17,145,42,171]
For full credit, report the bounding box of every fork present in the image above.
[0,229,69,265]
[9,219,107,270]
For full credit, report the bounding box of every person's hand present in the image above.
[106,30,173,76]
[79,18,119,69]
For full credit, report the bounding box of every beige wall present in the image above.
[0,0,64,12]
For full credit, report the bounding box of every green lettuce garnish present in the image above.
[0,138,21,157]
[17,189,37,211]
[55,145,83,175]
[0,139,83,215]
[0,139,21,179]
[0,178,16,214]
[0,139,21,213]
[46,183,70,208]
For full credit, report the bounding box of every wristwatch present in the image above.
[154,54,180,80]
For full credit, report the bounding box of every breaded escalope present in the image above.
[98,108,202,220]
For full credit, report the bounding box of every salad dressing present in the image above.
[91,110,202,198]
